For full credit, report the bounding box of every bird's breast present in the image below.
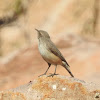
[38,43,62,65]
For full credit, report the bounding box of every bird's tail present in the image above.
[62,61,74,77]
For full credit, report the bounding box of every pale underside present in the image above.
[39,43,62,65]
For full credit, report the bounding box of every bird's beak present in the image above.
[35,28,41,38]
[35,28,39,32]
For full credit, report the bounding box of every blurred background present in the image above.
[0,0,100,91]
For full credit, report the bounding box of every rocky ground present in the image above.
[0,76,100,100]
[0,0,100,92]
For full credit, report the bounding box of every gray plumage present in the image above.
[35,29,74,77]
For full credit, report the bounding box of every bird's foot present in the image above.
[47,73,59,77]
[38,73,46,77]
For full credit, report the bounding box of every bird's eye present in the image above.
[39,32,42,37]
[40,32,43,36]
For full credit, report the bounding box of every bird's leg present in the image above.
[54,65,58,75]
[38,63,51,77]
[48,65,59,77]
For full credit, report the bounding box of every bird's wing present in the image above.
[47,39,70,66]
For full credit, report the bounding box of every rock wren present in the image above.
[35,29,74,77]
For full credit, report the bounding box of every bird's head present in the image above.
[35,29,50,39]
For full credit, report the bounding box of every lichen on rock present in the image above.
[0,75,100,100]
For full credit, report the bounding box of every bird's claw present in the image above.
[38,73,46,77]
[47,73,59,77]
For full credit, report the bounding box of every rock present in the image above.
[0,75,100,100]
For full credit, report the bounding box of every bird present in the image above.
[35,29,74,77]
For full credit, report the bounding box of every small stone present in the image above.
[52,85,56,90]
[95,93,100,98]
[62,87,66,91]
